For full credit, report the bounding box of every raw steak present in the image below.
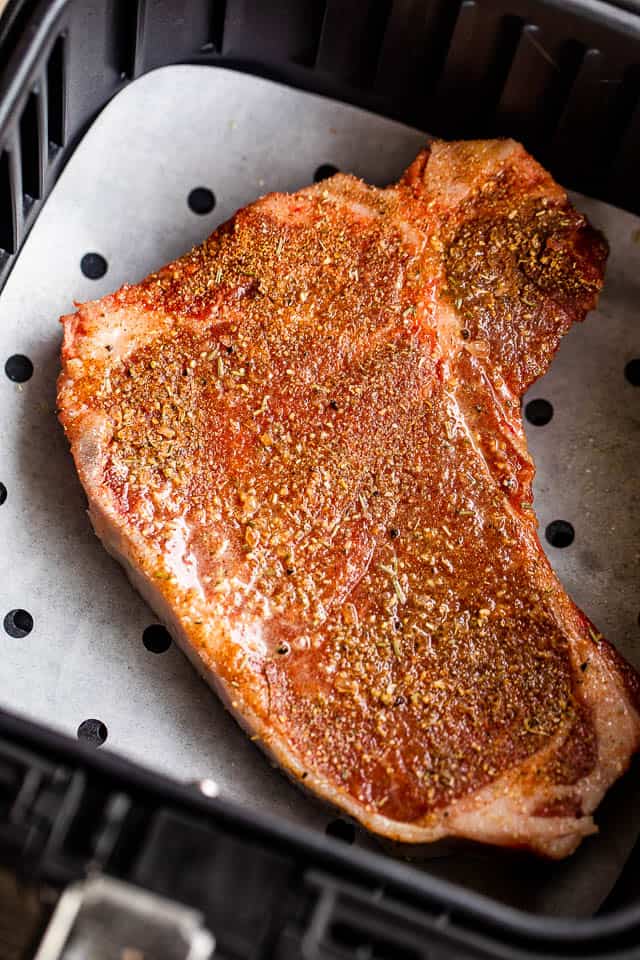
[58,139,640,857]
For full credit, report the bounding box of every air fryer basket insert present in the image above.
[0,0,639,946]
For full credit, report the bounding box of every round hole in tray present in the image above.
[524,398,553,426]
[188,187,216,215]
[3,609,33,638]
[624,358,640,386]
[545,520,575,549]
[5,354,33,383]
[314,163,339,183]
[325,819,356,844]
[80,252,108,280]
[143,623,172,654]
[77,719,108,746]
[0,483,6,506]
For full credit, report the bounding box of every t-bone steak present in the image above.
[58,139,640,857]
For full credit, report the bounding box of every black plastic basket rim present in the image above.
[4,707,640,953]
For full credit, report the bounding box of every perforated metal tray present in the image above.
[0,65,638,917]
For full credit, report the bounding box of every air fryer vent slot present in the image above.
[496,24,555,141]
[222,0,326,67]
[436,0,498,136]
[551,48,618,193]
[114,0,139,79]
[315,0,393,87]
[209,0,227,54]
[46,34,65,154]
[480,14,524,120]
[602,64,640,185]
[19,91,42,211]
[0,151,16,255]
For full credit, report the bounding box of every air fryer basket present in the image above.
[0,2,640,958]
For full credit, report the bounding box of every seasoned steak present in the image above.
[58,139,640,857]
